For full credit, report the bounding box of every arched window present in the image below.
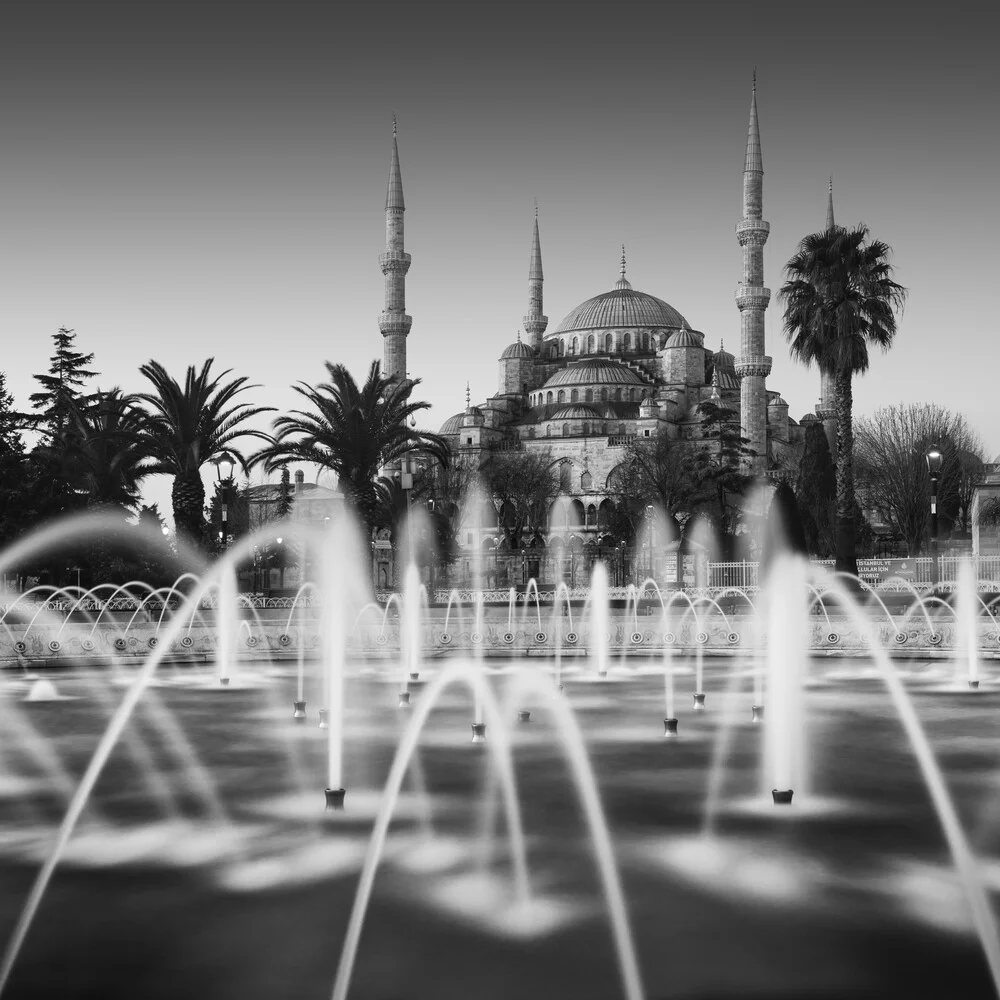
[581,470,593,490]
[629,389,637,402]
[586,504,597,527]
[618,422,626,434]
[624,332,632,352]
[571,389,578,403]
[582,422,590,435]
[559,340,565,356]
[546,391,553,404]
[562,423,569,437]
[546,425,552,437]
[600,387,609,402]
[605,333,613,352]
[587,334,596,353]
[615,388,622,401]
[558,389,565,403]
[585,388,594,402]
[521,382,527,394]
[643,332,650,350]
[571,337,579,355]
[527,428,536,438]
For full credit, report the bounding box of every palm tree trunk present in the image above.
[834,369,858,576]
[172,471,206,549]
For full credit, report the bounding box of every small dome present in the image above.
[799,412,820,425]
[716,371,740,390]
[439,412,465,435]
[665,328,703,349]
[543,358,649,389]
[500,339,534,360]
[462,406,484,427]
[550,404,601,421]
[767,393,788,407]
[714,345,736,373]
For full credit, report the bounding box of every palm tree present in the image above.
[62,387,150,515]
[135,359,275,545]
[778,224,907,575]
[262,360,449,538]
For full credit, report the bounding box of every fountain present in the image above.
[0,505,997,1000]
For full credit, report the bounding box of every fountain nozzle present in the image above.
[772,789,794,805]
[663,717,678,738]
[751,704,764,722]
[969,680,980,690]
[409,671,420,682]
[398,691,411,708]
[318,708,329,730]
[220,677,230,687]
[517,710,531,724]
[293,700,306,720]
[693,692,706,710]
[325,787,346,811]
[471,722,487,743]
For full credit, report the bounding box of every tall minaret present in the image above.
[379,116,412,380]
[734,73,771,474]
[522,203,547,351]
[815,176,838,457]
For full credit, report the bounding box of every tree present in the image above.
[796,421,836,557]
[261,360,449,539]
[854,403,985,554]
[616,432,699,532]
[759,480,808,581]
[135,359,275,547]
[687,398,756,558]
[61,388,151,515]
[29,328,99,442]
[779,224,907,575]
[480,447,563,550]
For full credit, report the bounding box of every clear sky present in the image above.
[1,2,996,526]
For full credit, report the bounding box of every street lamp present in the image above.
[211,451,236,551]
[926,443,943,590]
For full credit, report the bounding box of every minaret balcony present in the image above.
[379,250,412,273]
[735,219,770,238]
[734,354,772,378]
[378,314,412,336]
[734,284,771,310]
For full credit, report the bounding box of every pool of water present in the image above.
[0,656,997,999]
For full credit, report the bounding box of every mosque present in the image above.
[376,80,836,550]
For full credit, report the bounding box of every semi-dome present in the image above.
[549,404,601,421]
[665,328,702,349]
[500,338,534,360]
[552,283,688,335]
[542,358,649,389]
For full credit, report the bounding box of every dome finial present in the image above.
[534,197,538,219]
[392,113,397,137]
[516,329,521,343]
[621,244,627,279]
[465,381,471,409]
[720,338,725,352]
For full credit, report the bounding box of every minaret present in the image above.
[522,203,548,351]
[734,73,771,474]
[379,117,412,380]
[816,176,838,457]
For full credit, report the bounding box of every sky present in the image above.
[1,2,997,527]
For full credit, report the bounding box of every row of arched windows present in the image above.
[523,421,631,439]
[547,330,661,359]
[530,387,651,407]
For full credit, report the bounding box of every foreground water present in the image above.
[0,656,997,999]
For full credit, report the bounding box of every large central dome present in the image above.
[551,275,688,335]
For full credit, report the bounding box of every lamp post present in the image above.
[926,443,943,590]
[211,451,236,551]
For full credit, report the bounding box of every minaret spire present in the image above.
[523,205,548,351]
[734,74,771,474]
[379,117,412,380]
[825,176,835,230]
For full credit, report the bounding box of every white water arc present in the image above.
[819,568,1000,996]
[328,661,532,1000]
